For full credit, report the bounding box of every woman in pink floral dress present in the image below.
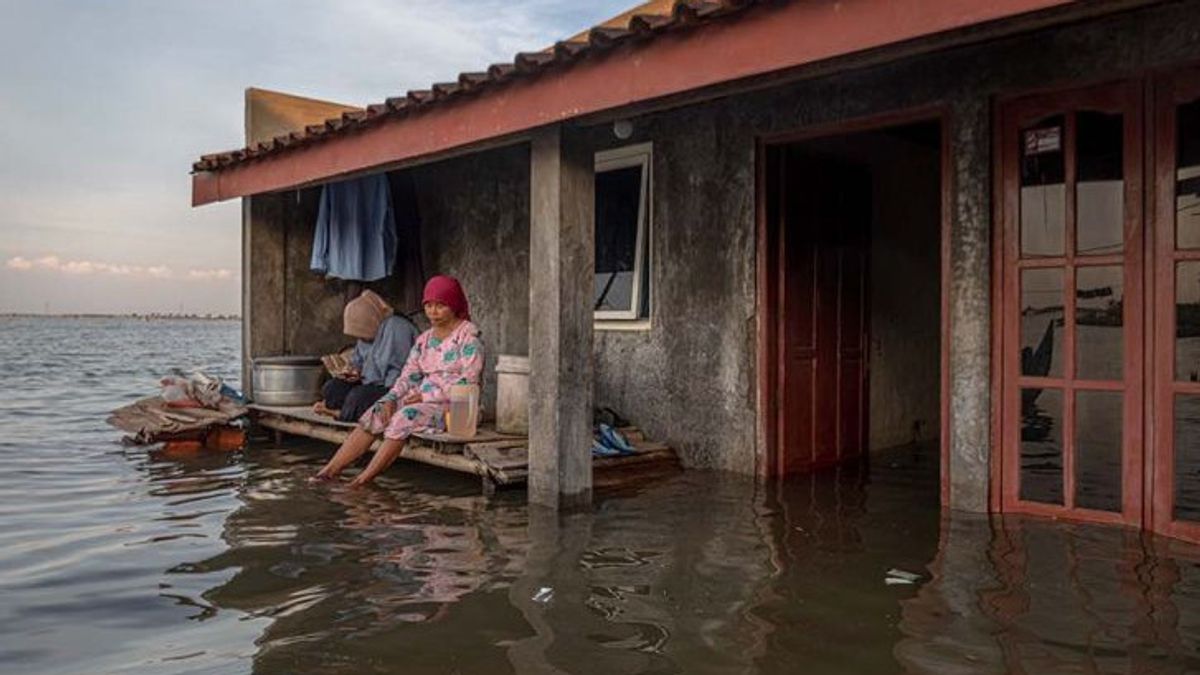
[312,275,484,487]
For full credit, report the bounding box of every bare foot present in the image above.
[347,474,373,489]
[311,402,338,419]
[308,469,337,484]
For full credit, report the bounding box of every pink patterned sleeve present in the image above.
[456,333,484,387]
[382,336,425,403]
[418,330,484,405]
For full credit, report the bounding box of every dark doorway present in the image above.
[762,119,943,478]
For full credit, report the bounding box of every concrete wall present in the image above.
[408,145,533,415]
[243,186,419,384]
[242,0,1200,510]
[571,0,1200,499]
[582,107,758,473]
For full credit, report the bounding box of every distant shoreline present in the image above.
[0,313,241,321]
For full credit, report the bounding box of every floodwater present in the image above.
[5,317,1200,674]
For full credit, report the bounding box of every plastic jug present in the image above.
[446,384,480,438]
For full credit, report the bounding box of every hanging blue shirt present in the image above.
[310,175,397,281]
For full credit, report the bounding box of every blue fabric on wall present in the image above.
[310,175,397,281]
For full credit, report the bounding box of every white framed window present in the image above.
[594,143,652,323]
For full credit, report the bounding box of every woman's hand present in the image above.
[401,391,422,405]
[377,399,396,420]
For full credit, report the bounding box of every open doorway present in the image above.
[761,118,944,479]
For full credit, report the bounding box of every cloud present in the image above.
[187,268,234,281]
[4,255,235,282]
[0,1,626,314]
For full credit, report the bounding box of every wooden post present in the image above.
[528,125,594,509]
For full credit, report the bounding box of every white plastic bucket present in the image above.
[495,354,530,435]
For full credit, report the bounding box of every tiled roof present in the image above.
[192,0,761,173]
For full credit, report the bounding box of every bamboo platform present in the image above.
[248,404,681,494]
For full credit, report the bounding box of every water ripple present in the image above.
[6,318,1200,674]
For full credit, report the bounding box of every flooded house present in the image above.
[190,0,1200,541]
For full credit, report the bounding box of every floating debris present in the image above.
[885,568,923,586]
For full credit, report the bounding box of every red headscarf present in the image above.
[422,275,470,320]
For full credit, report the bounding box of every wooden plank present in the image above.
[251,404,683,491]
[416,427,526,443]
[629,441,670,453]
[593,449,679,470]
[399,445,489,477]
[617,427,645,443]
[248,403,527,441]
[464,439,529,453]
[407,437,465,456]
[254,413,488,477]
[249,403,357,428]
[468,446,530,470]
[257,413,351,445]
[492,468,529,485]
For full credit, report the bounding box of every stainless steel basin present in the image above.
[252,356,325,406]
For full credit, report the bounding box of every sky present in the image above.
[0,0,630,315]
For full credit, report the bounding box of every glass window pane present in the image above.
[1177,99,1200,249]
[1076,111,1124,255]
[1173,395,1200,522]
[1021,115,1067,257]
[594,165,644,314]
[1075,391,1123,512]
[1076,266,1123,381]
[1021,388,1064,505]
[1177,262,1200,382]
[1021,268,1064,378]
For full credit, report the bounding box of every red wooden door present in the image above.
[777,147,870,474]
[1152,67,1200,541]
[998,81,1145,526]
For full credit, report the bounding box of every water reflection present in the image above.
[1075,110,1125,256]
[1021,390,1064,505]
[1075,390,1123,512]
[1020,115,1067,257]
[138,441,1200,674]
[900,517,1200,673]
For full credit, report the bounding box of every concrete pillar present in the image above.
[528,125,595,509]
[947,97,992,513]
[241,197,253,396]
[243,194,287,397]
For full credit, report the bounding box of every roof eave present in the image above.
[192,0,1085,206]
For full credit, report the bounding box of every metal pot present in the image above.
[252,356,325,406]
